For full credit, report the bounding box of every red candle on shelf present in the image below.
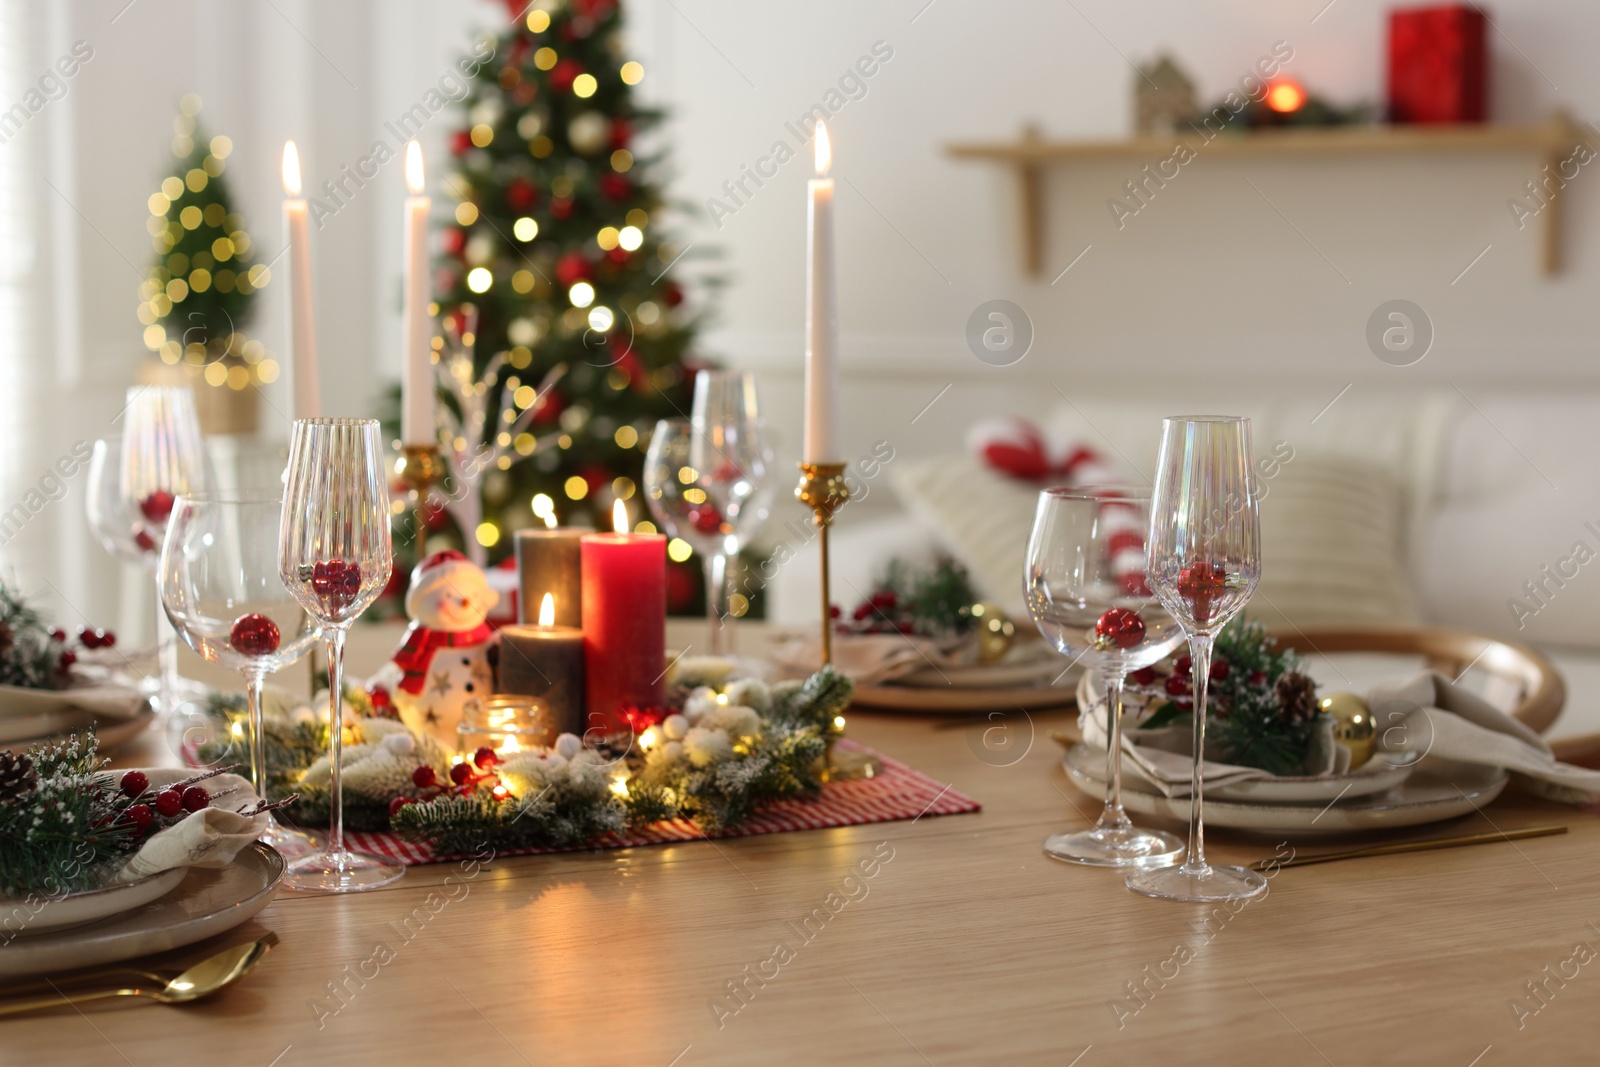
[580,500,666,737]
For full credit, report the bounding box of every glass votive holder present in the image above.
[456,694,557,759]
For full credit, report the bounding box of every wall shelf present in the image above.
[948,114,1591,276]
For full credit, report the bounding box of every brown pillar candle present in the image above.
[515,527,585,627]
[497,593,586,738]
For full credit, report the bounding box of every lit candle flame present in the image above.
[538,592,555,628]
[613,498,628,534]
[281,141,302,197]
[814,121,831,176]
[639,726,660,751]
[500,735,521,755]
[405,139,425,195]
[543,510,557,529]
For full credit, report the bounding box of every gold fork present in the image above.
[0,933,277,1016]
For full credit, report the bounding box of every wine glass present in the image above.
[1024,488,1186,867]
[159,495,320,855]
[278,418,402,893]
[84,387,209,712]
[1125,416,1266,903]
[645,371,774,652]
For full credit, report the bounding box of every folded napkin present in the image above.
[1078,670,1600,804]
[769,632,974,686]
[0,678,149,722]
[112,769,268,883]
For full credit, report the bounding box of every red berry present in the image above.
[99,630,115,648]
[1164,674,1190,697]
[1094,607,1146,650]
[1175,655,1192,677]
[1210,660,1231,683]
[122,803,153,834]
[154,789,184,817]
[1129,667,1157,686]
[369,685,392,710]
[229,613,281,656]
[449,762,474,786]
[57,650,75,672]
[77,626,101,648]
[388,796,414,818]
[412,765,437,788]
[48,628,65,643]
[139,490,176,524]
[473,746,501,769]
[180,786,209,812]
[828,605,841,619]
[1249,670,1268,687]
[134,528,157,553]
[119,771,149,798]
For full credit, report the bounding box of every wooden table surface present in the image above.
[4,623,1598,1065]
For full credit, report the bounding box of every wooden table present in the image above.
[5,624,1597,1065]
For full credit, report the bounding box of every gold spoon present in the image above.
[0,934,277,1016]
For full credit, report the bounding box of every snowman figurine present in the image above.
[368,549,499,748]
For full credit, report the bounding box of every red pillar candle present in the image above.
[580,501,666,737]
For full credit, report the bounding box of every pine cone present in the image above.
[0,749,38,803]
[1273,671,1317,724]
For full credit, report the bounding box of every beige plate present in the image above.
[2,868,188,937]
[0,844,285,980]
[852,674,1079,713]
[1062,743,1508,837]
[3,707,156,753]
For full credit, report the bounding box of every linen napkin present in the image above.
[769,631,975,686]
[1077,670,1600,804]
[0,678,150,722]
[112,769,269,883]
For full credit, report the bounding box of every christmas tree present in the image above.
[429,0,704,565]
[138,94,276,393]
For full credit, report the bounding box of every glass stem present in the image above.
[325,626,348,857]
[155,593,180,712]
[703,550,728,655]
[1095,668,1133,835]
[1182,633,1215,876]
[243,668,268,802]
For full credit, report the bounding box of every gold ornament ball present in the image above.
[1319,691,1375,768]
[971,602,1015,663]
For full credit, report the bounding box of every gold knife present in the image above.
[1252,825,1568,871]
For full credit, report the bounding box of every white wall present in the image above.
[12,0,1600,629]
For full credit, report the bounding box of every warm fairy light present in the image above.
[542,510,557,529]
[404,139,424,195]
[610,777,630,797]
[491,783,510,799]
[569,281,595,308]
[612,499,628,534]
[467,267,493,293]
[814,121,831,176]
[1265,79,1306,113]
[639,726,661,750]
[538,593,555,628]
[532,492,555,522]
[833,715,847,730]
[230,721,245,739]
[281,141,302,196]
[499,735,521,756]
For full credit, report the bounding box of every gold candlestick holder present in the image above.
[796,461,879,781]
[394,444,445,551]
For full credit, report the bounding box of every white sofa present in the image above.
[767,388,1600,746]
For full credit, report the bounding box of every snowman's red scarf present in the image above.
[392,621,494,695]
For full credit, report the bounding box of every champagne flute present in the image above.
[159,495,320,855]
[1024,488,1185,867]
[278,418,402,893]
[1125,416,1266,903]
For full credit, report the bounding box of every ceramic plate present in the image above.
[1113,753,1416,803]
[0,843,284,980]
[852,672,1080,713]
[2,707,156,753]
[1062,743,1507,836]
[892,639,1060,689]
[2,868,187,936]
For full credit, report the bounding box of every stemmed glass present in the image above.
[159,495,320,855]
[278,418,402,893]
[1024,488,1186,867]
[1126,416,1266,903]
[84,387,209,712]
[644,371,774,653]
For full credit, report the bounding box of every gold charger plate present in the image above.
[0,843,285,980]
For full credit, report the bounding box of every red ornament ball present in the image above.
[549,58,584,93]
[180,786,210,812]
[230,613,281,656]
[688,504,724,534]
[473,746,503,769]
[412,765,437,789]
[134,527,158,553]
[549,195,574,220]
[119,770,149,798]
[369,685,393,713]
[1176,562,1228,621]
[661,281,684,307]
[599,172,631,201]
[449,762,475,786]
[506,177,538,211]
[122,803,153,834]
[610,118,631,149]
[154,789,184,818]
[139,490,175,524]
[1094,607,1146,650]
[311,560,361,602]
[606,246,631,265]
[441,227,467,257]
[450,129,473,156]
[555,252,591,287]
